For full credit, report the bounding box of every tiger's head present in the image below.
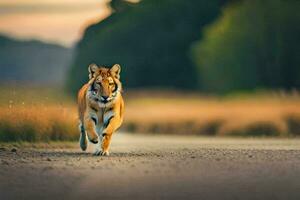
[87,63,122,107]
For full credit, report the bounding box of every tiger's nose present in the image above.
[101,95,109,101]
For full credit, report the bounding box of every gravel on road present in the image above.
[0,133,300,200]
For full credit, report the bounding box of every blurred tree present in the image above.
[191,0,300,93]
[66,0,229,94]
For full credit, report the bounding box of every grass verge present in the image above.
[1,87,300,142]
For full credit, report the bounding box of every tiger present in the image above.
[77,63,124,156]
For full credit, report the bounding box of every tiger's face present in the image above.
[88,64,122,107]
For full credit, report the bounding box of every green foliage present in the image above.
[192,0,300,93]
[67,0,228,94]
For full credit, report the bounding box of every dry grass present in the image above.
[123,90,300,137]
[0,105,78,142]
[0,86,78,142]
[0,86,300,142]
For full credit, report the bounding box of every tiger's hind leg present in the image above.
[79,122,88,151]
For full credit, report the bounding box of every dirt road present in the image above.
[1,133,300,200]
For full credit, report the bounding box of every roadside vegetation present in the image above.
[0,86,77,142]
[0,86,299,142]
[124,90,300,137]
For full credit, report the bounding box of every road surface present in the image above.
[0,133,300,200]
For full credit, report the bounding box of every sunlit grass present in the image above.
[0,105,78,142]
[0,86,300,142]
[0,85,78,142]
[124,90,300,137]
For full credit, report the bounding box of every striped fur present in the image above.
[77,64,124,156]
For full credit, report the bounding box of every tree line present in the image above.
[67,0,299,94]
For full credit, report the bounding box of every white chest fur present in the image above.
[91,110,115,136]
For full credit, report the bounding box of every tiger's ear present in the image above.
[110,64,121,79]
[88,63,99,79]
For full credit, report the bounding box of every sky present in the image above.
[0,0,111,47]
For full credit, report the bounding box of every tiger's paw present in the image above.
[79,134,88,151]
[93,149,109,156]
[93,149,101,156]
[101,150,110,156]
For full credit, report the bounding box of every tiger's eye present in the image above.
[96,76,102,82]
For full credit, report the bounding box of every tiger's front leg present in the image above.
[83,116,99,144]
[93,132,111,156]
[101,134,112,156]
[93,131,103,156]
[97,113,122,156]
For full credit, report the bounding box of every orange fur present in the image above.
[77,64,124,156]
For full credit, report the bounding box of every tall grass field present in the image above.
[0,86,77,142]
[0,86,300,142]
